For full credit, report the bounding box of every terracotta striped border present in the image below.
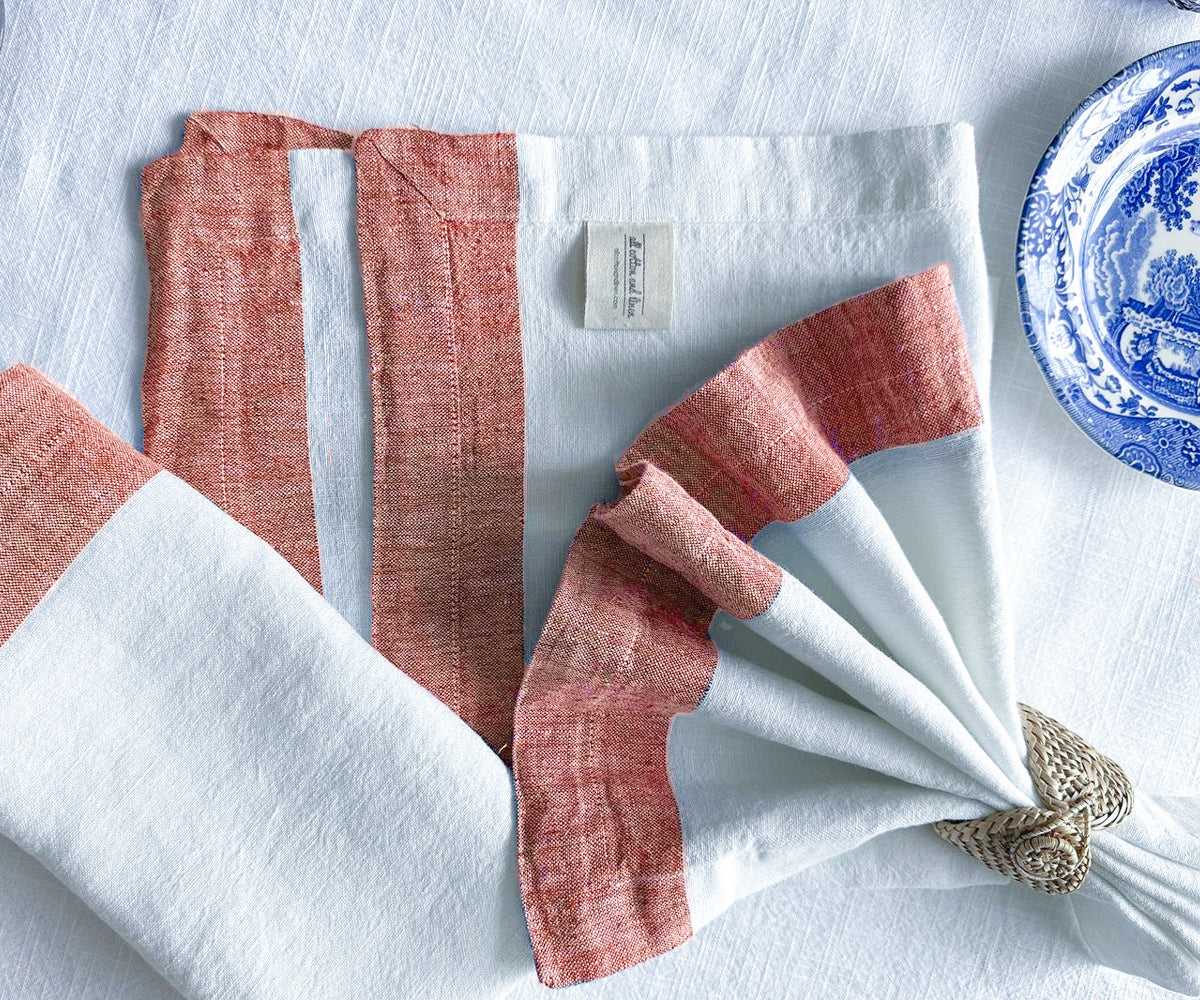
[141,114,525,755]
[355,129,524,756]
[140,112,350,592]
[512,265,983,986]
[0,365,158,647]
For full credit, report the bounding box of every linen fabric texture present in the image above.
[2,115,1200,999]
[4,7,1200,1000]
[0,364,536,1000]
[515,265,1200,991]
[140,113,525,756]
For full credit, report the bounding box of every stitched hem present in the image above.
[0,365,158,647]
[356,129,525,757]
[142,112,526,755]
[141,115,324,591]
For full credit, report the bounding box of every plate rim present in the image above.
[1016,38,1200,488]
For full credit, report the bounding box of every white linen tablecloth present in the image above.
[1,1,1199,997]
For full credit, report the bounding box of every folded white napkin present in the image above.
[4,117,1199,1000]
[513,265,1200,993]
[0,365,535,999]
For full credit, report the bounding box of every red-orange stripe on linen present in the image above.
[0,365,158,647]
[513,265,983,986]
[140,115,526,755]
[597,461,783,622]
[140,112,350,592]
[353,129,525,756]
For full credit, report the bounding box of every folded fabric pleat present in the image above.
[513,266,1200,995]
[0,364,158,645]
[6,264,1200,999]
[597,462,782,621]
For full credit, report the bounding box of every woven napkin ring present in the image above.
[934,704,1133,894]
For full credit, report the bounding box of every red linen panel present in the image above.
[141,114,525,754]
[140,112,350,592]
[513,264,983,986]
[0,365,158,647]
[598,461,783,622]
[355,129,525,756]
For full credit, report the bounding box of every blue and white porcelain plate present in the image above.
[1018,41,1200,487]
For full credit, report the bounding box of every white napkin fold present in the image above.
[513,266,1200,994]
[0,365,535,1000]
[3,120,1199,1000]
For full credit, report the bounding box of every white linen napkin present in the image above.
[0,364,536,1000]
[3,119,1199,1000]
[513,265,1200,994]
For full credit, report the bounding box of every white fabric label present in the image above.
[583,221,674,329]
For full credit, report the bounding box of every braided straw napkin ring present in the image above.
[934,704,1133,894]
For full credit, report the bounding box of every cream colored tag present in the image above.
[583,221,674,330]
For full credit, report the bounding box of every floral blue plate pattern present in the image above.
[1018,41,1200,486]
